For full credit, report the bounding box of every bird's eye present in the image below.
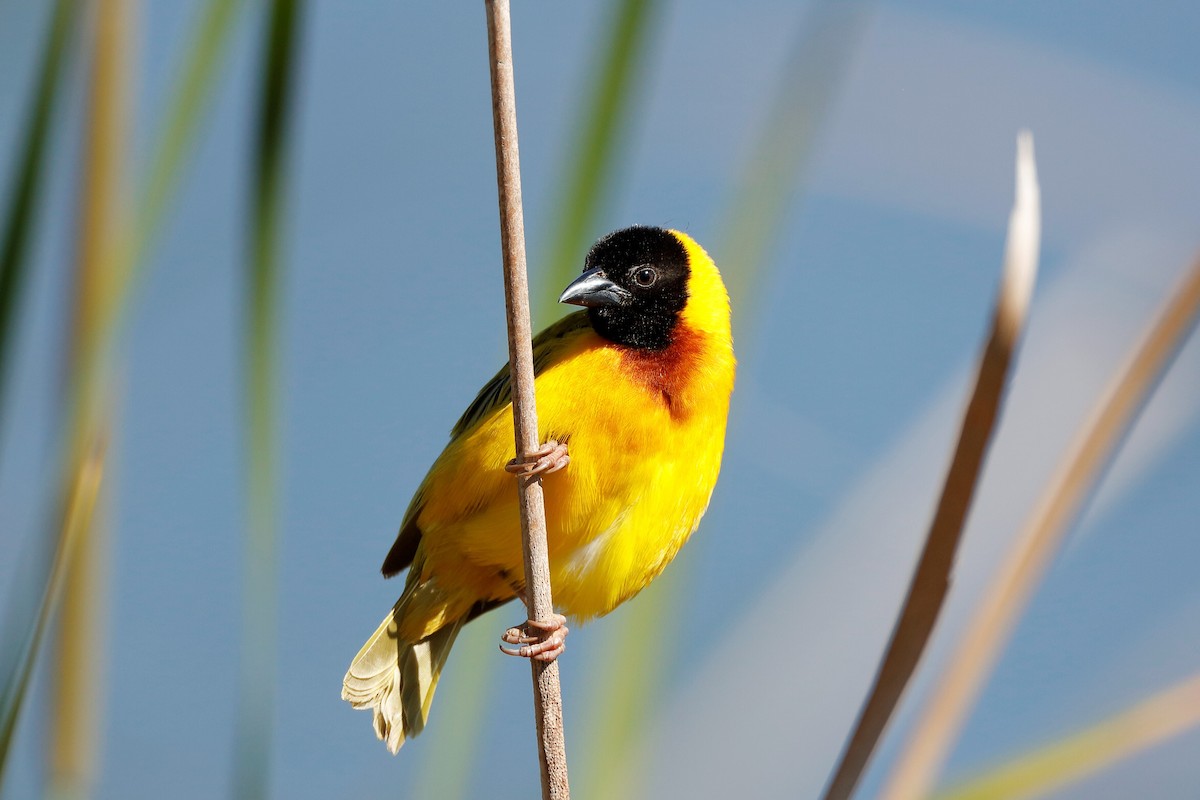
[633,267,657,287]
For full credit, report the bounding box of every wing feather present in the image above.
[450,311,591,438]
[380,310,593,577]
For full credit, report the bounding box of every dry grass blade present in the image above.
[881,252,1200,800]
[233,1,302,798]
[50,516,109,800]
[49,1,134,796]
[933,671,1200,800]
[0,433,106,785]
[820,132,1041,800]
[484,1,570,797]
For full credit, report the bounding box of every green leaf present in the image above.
[0,0,79,447]
[233,2,304,798]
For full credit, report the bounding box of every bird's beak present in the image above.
[558,268,632,308]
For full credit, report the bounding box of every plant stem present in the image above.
[822,132,1041,800]
[881,253,1200,800]
[50,0,134,794]
[483,2,570,798]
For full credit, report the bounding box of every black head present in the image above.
[558,226,690,350]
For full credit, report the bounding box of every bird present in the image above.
[342,225,735,753]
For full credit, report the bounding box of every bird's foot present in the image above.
[499,613,569,662]
[505,439,569,479]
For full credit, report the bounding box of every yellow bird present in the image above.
[342,226,735,752]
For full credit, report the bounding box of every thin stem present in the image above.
[50,0,135,794]
[483,2,570,798]
[0,433,105,787]
[881,250,1200,800]
[821,132,1041,800]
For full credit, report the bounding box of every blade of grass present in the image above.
[1,0,247,787]
[537,0,661,317]
[933,671,1200,800]
[0,0,81,708]
[3,0,246,651]
[49,517,110,800]
[49,1,135,796]
[232,1,302,798]
[0,432,106,788]
[52,0,247,431]
[881,250,1200,800]
[820,132,1041,800]
[125,0,243,281]
[0,0,132,783]
[0,0,80,450]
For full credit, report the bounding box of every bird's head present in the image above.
[560,225,726,350]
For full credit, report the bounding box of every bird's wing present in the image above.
[381,310,593,578]
[381,486,426,577]
[449,310,592,438]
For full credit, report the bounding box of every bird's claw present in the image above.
[499,613,569,662]
[505,439,570,479]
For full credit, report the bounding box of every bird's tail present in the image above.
[341,610,464,753]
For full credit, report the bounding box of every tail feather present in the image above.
[342,610,463,753]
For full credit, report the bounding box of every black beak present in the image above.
[558,267,632,308]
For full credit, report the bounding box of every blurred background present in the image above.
[1,1,1198,798]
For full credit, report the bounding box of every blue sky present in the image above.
[1,1,1199,798]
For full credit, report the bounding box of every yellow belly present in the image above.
[412,331,732,624]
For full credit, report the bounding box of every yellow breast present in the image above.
[541,325,733,618]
